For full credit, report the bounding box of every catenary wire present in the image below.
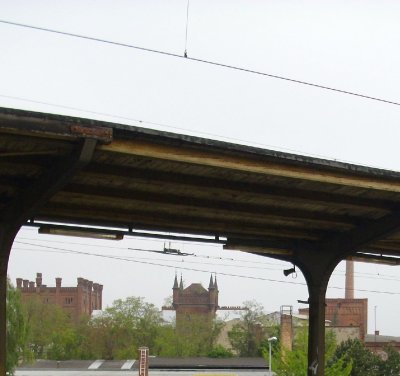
[13,246,400,283]
[12,242,400,295]
[13,246,283,272]
[0,19,399,107]
[16,236,400,281]
[183,0,190,57]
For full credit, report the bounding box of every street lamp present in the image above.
[268,336,277,376]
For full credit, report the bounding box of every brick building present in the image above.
[16,273,103,321]
[171,274,219,327]
[298,298,368,341]
[298,261,368,340]
[163,274,245,331]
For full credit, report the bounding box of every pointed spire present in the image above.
[173,273,179,289]
[214,274,218,290]
[209,274,214,289]
[179,274,184,290]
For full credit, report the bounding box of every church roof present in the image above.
[209,275,214,289]
[173,274,179,288]
[183,283,208,295]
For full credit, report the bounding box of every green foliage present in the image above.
[272,329,352,376]
[19,295,164,361]
[23,296,73,359]
[331,339,374,375]
[332,338,400,376]
[228,300,271,356]
[154,316,223,357]
[380,345,400,376]
[259,324,280,360]
[207,344,233,358]
[6,279,31,375]
[84,296,163,359]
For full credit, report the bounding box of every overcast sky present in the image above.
[1,1,400,336]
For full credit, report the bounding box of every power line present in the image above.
[12,242,400,295]
[14,245,400,283]
[16,236,400,281]
[1,19,399,107]
[16,235,277,265]
[13,246,281,272]
[183,0,190,57]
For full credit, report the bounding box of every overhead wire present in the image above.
[16,235,256,264]
[13,246,281,272]
[16,236,400,281]
[12,241,400,295]
[0,19,399,107]
[183,0,190,57]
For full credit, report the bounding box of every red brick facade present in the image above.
[176,275,218,318]
[299,298,368,340]
[16,273,103,321]
[162,274,219,330]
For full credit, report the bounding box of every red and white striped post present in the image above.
[138,346,149,376]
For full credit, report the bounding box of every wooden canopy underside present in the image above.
[1,107,400,263]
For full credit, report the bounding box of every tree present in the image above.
[84,296,163,359]
[6,279,30,375]
[273,329,352,376]
[23,296,73,358]
[154,316,223,357]
[379,345,400,375]
[331,338,400,376]
[228,300,271,356]
[332,339,380,375]
[207,344,233,358]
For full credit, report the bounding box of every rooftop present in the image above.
[2,106,400,263]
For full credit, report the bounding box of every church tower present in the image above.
[208,274,219,309]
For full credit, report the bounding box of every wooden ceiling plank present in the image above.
[39,202,329,240]
[61,183,366,227]
[319,210,400,255]
[50,192,353,232]
[84,163,396,211]
[100,139,400,193]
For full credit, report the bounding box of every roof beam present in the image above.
[37,202,327,240]
[85,163,395,211]
[100,139,400,192]
[0,138,98,225]
[319,210,400,255]
[0,116,112,143]
[61,184,364,228]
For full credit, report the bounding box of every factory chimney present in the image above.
[345,260,354,299]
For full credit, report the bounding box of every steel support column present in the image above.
[307,281,328,376]
[294,250,341,376]
[0,136,101,376]
[0,224,18,376]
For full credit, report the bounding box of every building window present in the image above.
[65,297,73,304]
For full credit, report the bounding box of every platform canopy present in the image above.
[1,106,400,263]
[3,106,400,376]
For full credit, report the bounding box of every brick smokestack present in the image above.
[36,273,42,288]
[345,260,354,299]
[280,305,293,352]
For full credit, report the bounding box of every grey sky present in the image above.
[1,1,400,336]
